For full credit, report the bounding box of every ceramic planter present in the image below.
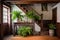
[49,29,54,36]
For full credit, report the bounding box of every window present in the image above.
[3,5,10,23]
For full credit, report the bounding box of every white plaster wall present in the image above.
[31,4,53,20]
[34,23,41,32]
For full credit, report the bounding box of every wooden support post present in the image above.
[40,14,43,31]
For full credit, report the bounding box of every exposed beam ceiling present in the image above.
[4,0,60,4]
[4,0,60,1]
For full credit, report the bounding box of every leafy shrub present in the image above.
[26,10,41,21]
[11,11,24,21]
[17,26,33,37]
[48,24,56,30]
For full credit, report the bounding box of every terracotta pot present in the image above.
[49,29,54,36]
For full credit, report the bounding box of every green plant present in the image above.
[34,15,41,21]
[26,10,40,21]
[17,26,33,37]
[48,24,56,30]
[12,11,24,21]
[26,10,35,19]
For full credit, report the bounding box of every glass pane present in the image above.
[3,11,7,15]
[3,7,7,12]
[3,18,7,20]
[3,19,7,23]
[3,16,7,19]
[3,7,8,23]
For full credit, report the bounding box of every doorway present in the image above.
[52,7,57,36]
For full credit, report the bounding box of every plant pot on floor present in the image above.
[48,23,56,36]
[49,29,54,36]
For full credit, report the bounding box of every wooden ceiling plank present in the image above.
[4,0,59,4]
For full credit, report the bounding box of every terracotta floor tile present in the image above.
[4,35,60,40]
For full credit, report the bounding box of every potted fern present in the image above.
[12,11,24,22]
[17,26,33,37]
[48,23,56,36]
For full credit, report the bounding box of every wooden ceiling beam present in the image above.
[4,0,59,4]
[9,1,31,4]
[4,0,60,1]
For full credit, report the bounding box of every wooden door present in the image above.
[52,7,60,38]
[52,7,57,24]
[52,7,57,36]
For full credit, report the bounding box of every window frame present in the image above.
[3,5,9,23]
